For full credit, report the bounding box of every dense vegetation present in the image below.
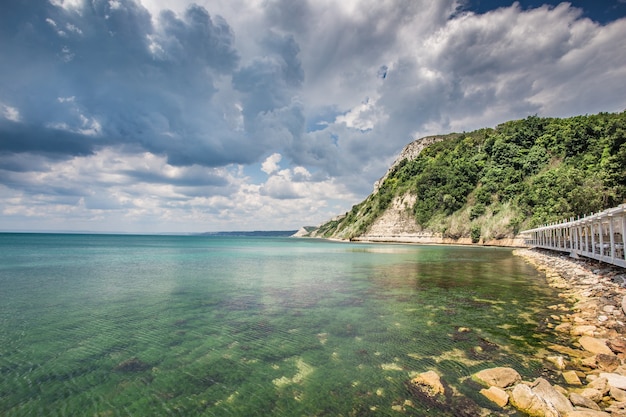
[316,111,626,241]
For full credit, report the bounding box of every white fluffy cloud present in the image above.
[0,0,625,232]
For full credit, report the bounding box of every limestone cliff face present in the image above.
[358,193,421,237]
[373,135,447,194]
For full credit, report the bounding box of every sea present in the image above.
[0,233,561,416]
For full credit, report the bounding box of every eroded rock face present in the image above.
[473,367,522,388]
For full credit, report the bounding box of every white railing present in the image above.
[520,204,626,268]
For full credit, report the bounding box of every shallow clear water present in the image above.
[0,234,558,416]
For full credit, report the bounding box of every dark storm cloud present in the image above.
[0,120,100,157]
[0,0,252,168]
[233,32,304,119]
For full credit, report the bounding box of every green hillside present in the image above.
[315,111,626,242]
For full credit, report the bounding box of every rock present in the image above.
[480,386,509,407]
[509,383,559,417]
[611,387,626,402]
[532,377,574,414]
[615,365,626,376]
[600,372,626,390]
[581,355,599,368]
[578,388,603,403]
[555,322,573,332]
[569,392,601,410]
[408,370,445,397]
[608,338,626,354]
[587,377,609,395]
[573,325,598,336]
[605,405,626,416]
[596,353,620,372]
[473,367,522,388]
[621,295,626,315]
[604,305,617,314]
[579,336,615,356]
[547,355,567,370]
[550,344,591,358]
[563,370,583,385]
[564,411,610,416]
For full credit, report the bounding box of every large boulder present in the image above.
[474,367,522,388]
[532,378,574,415]
[509,383,559,417]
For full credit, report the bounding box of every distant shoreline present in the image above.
[296,233,526,248]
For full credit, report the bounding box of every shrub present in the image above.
[470,225,481,243]
[469,204,486,220]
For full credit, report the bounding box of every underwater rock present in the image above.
[406,371,486,417]
[408,370,445,397]
[114,357,150,373]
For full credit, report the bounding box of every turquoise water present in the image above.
[0,234,558,416]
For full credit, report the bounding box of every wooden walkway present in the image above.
[520,204,626,268]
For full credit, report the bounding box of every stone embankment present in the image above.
[407,248,626,416]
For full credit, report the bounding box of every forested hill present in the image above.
[309,111,626,244]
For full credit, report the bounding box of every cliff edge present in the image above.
[302,112,626,246]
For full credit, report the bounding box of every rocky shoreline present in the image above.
[407,248,626,416]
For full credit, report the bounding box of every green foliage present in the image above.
[470,225,481,243]
[317,111,626,240]
[469,204,486,220]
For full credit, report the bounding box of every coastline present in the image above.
[400,246,626,416]
[300,235,626,413]
[299,234,526,247]
[485,248,626,415]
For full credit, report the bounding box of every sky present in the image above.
[1,0,625,233]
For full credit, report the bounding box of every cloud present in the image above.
[0,0,625,232]
[0,0,246,167]
[261,153,282,175]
